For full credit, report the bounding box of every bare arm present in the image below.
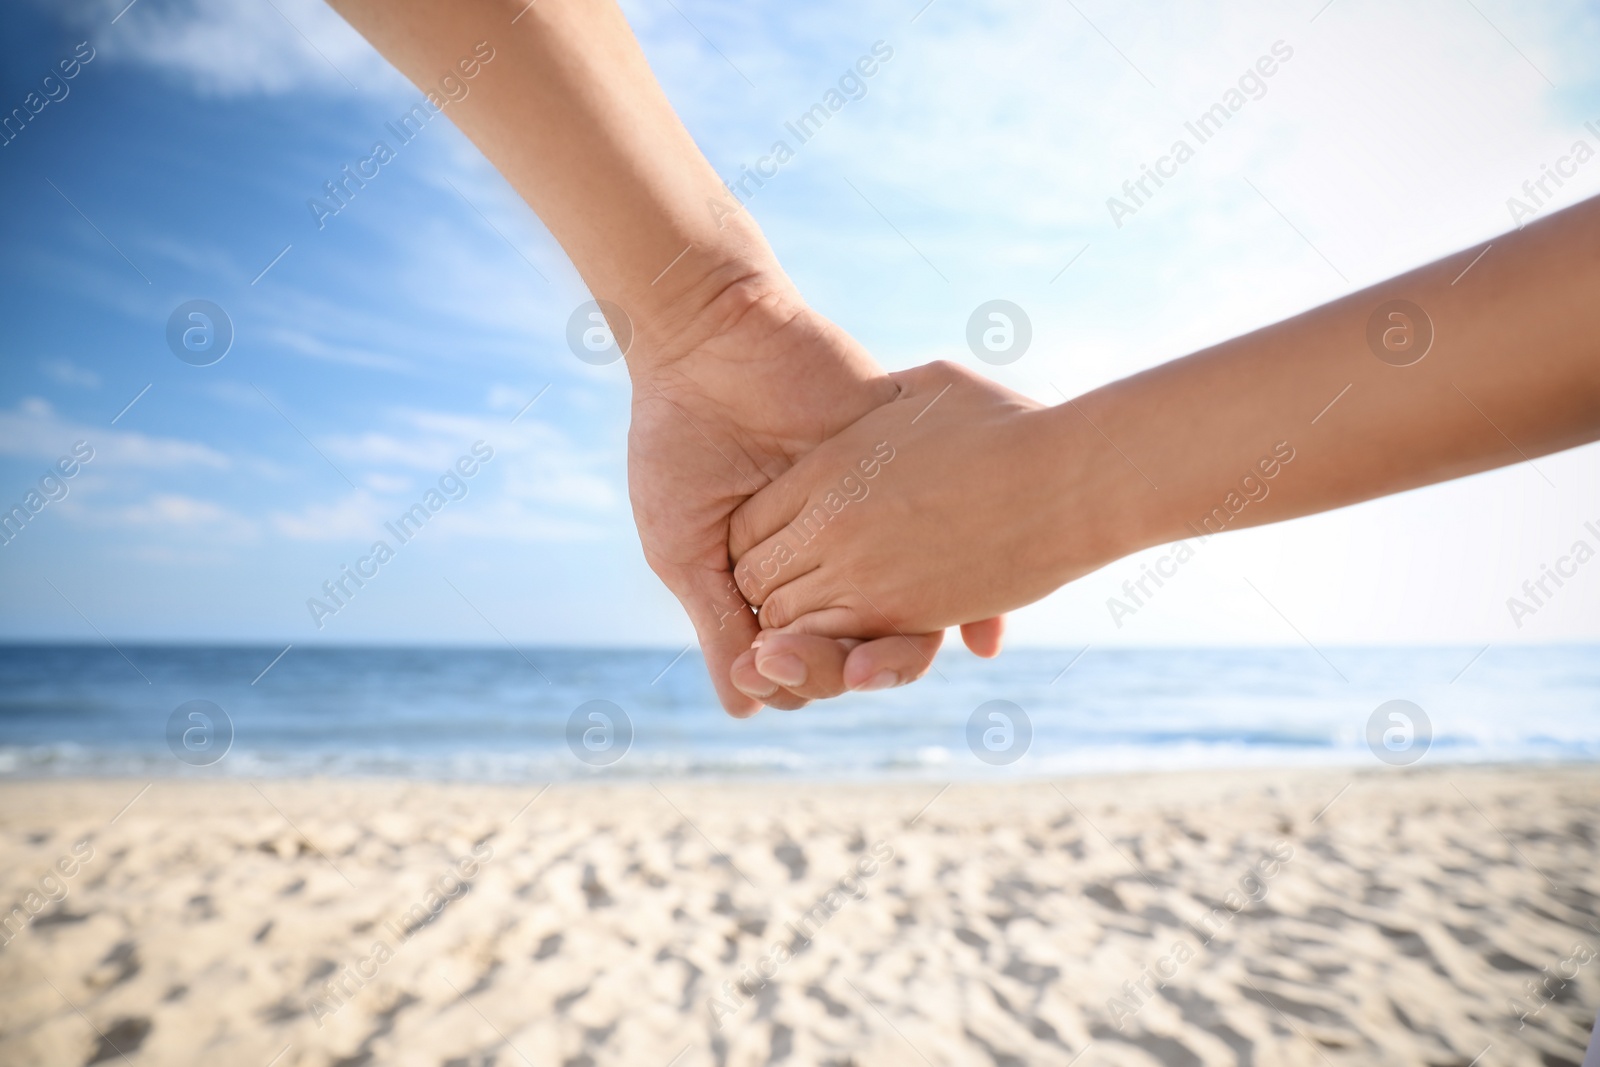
[327,0,771,345]
[729,195,1600,645]
[1094,192,1600,554]
[329,0,1001,712]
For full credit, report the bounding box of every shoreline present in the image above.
[2,765,1596,1065]
[2,752,1595,786]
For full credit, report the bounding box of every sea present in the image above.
[1,643,1596,781]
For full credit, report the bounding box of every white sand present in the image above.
[0,766,1596,1066]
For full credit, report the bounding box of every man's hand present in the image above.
[326,1,1002,712]
[628,275,986,715]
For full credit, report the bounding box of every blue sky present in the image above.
[2,0,1599,648]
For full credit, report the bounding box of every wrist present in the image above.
[1032,394,1166,586]
[620,246,799,377]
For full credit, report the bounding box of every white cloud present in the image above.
[265,326,418,374]
[270,491,386,542]
[485,384,527,412]
[322,405,612,488]
[236,180,579,380]
[268,402,622,542]
[268,475,614,544]
[72,0,406,98]
[48,489,258,546]
[0,398,229,469]
[432,498,612,542]
[111,493,258,539]
[40,360,100,388]
[364,472,412,494]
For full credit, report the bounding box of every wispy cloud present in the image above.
[268,489,610,544]
[40,360,101,388]
[0,398,229,469]
[69,0,404,97]
[266,402,620,542]
[269,490,385,542]
[264,326,419,374]
[108,492,259,540]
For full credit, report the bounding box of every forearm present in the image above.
[1060,194,1600,571]
[329,0,782,363]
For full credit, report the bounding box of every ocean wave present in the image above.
[2,644,1596,780]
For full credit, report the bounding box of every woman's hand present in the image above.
[730,192,1600,662]
[727,361,1113,642]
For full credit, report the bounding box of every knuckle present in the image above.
[758,591,791,631]
[924,358,969,385]
[733,563,767,606]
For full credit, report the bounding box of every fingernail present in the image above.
[751,633,766,649]
[757,653,806,688]
[854,670,898,692]
[735,676,779,699]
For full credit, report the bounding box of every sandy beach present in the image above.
[0,766,1595,1066]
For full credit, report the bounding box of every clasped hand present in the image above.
[720,361,1091,712]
